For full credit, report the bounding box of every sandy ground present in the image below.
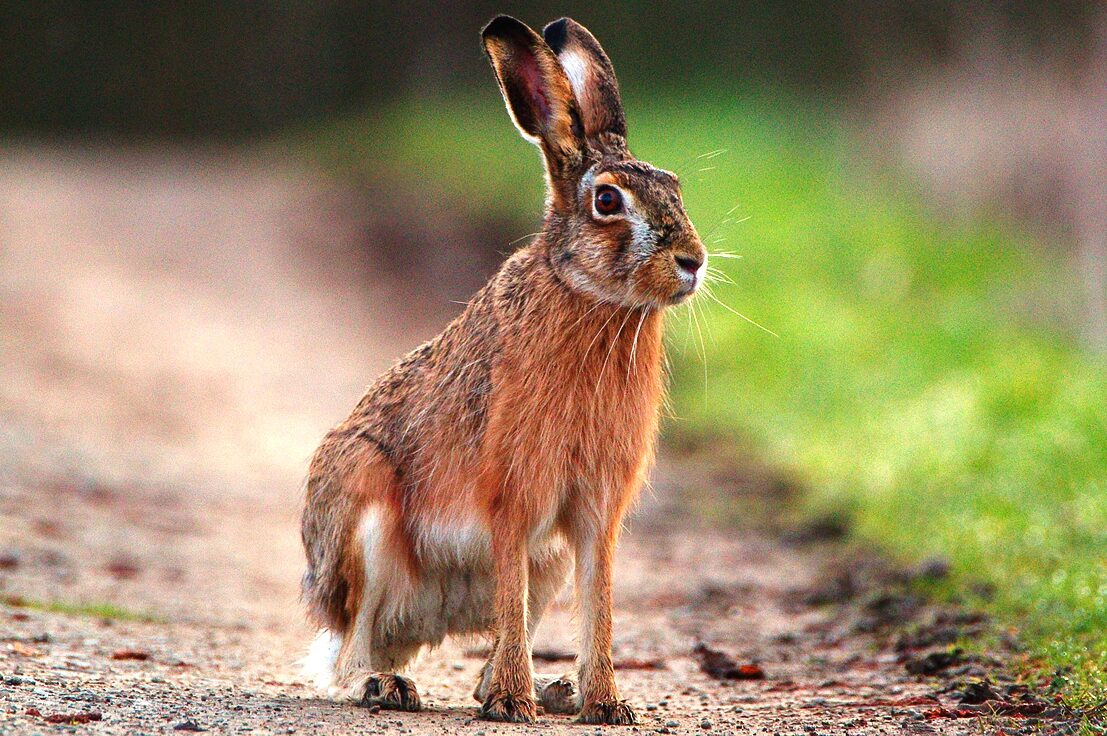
[0,149,1063,734]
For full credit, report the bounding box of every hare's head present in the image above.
[483,16,706,308]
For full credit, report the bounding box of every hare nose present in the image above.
[674,254,703,277]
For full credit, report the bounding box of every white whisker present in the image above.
[703,289,779,338]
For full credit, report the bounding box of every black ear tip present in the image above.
[542,18,572,52]
[482,14,528,41]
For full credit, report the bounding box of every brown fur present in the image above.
[301,14,706,725]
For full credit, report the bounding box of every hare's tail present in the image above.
[302,629,342,690]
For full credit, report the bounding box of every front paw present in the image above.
[480,690,538,723]
[579,699,638,725]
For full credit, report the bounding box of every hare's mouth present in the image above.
[670,257,705,303]
[668,285,699,305]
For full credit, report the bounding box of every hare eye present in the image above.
[594,185,623,216]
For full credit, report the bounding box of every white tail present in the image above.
[302,629,342,690]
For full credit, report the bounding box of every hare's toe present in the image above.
[358,673,421,712]
[579,699,638,725]
[480,690,537,723]
[536,675,578,715]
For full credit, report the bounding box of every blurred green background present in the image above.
[2,0,1105,706]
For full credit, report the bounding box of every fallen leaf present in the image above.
[173,720,207,731]
[614,657,667,670]
[924,707,978,720]
[105,558,141,580]
[10,641,42,657]
[905,648,963,675]
[43,711,103,724]
[692,642,766,680]
[532,648,575,663]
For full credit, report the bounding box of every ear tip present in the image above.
[481,14,528,41]
[542,18,572,51]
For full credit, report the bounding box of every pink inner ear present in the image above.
[518,50,552,123]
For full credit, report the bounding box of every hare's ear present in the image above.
[482,16,584,170]
[542,18,627,144]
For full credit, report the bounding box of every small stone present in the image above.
[700,719,712,729]
[0,549,19,569]
[646,703,658,711]
[665,720,679,728]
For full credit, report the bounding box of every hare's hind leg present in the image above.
[328,475,422,712]
[335,609,422,712]
[332,559,423,711]
[343,639,421,712]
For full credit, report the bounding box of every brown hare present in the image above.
[300,14,707,725]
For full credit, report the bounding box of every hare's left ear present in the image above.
[482,15,584,176]
[542,18,627,145]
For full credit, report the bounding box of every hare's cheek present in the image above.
[631,259,676,305]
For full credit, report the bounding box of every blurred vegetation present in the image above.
[301,89,1107,704]
[5,597,164,623]
[2,1,1103,136]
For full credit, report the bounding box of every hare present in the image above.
[300,14,706,725]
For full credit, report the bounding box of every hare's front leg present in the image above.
[479,525,538,723]
[474,546,576,715]
[575,525,638,725]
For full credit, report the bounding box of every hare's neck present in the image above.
[549,279,666,391]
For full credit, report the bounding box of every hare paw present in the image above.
[536,675,578,715]
[579,699,638,725]
[480,690,538,723]
[357,673,421,712]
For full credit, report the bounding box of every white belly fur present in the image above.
[360,507,567,652]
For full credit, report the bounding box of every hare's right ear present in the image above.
[542,18,627,146]
[482,16,584,177]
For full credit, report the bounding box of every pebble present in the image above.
[700,719,712,729]
[665,720,679,727]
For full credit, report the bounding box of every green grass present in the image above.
[5,596,164,623]
[301,89,1107,706]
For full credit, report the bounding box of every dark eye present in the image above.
[594,185,623,216]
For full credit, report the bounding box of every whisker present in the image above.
[705,268,735,286]
[627,307,650,381]
[582,305,621,359]
[594,307,637,398]
[694,293,719,349]
[507,231,542,246]
[674,147,728,176]
[703,290,780,338]
[690,297,708,393]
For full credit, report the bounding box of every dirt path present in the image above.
[0,150,1055,735]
